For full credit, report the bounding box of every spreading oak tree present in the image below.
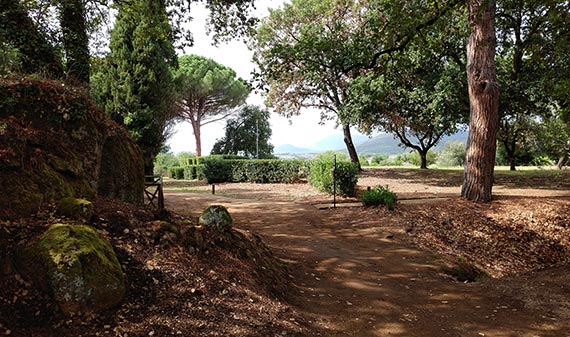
[343,10,469,169]
[251,0,462,169]
[495,0,569,170]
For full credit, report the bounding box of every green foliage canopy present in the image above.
[495,0,570,170]
[251,0,462,167]
[211,105,274,158]
[343,9,469,169]
[93,0,177,175]
[174,54,249,156]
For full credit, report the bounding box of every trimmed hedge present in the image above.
[168,167,184,180]
[201,158,307,184]
[183,165,205,180]
[308,159,358,197]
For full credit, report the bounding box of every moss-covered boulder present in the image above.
[58,197,93,221]
[0,78,144,219]
[97,123,144,204]
[19,224,125,314]
[198,205,233,232]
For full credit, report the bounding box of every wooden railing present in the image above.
[144,175,164,209]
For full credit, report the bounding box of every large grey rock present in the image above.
[198,205,233,232]
[20,224,125,314]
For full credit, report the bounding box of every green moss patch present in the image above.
[198,205,233,232]
[21,224,125,314]
[57,197,93,221]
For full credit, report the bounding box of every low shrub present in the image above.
[308,155,358,196]
[530,155,553,167]
[437,141,466,167]
[371,154,388,166]
[360,185,397,209]
[168,167,185,180]
[404,150,438,168]
[183,165,205,180]
[201,158,307,184]
[201,158,234,183]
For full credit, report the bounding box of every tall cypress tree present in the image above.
[100,0,177,175]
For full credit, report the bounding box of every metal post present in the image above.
[256,119,259,159]
[212,184,215,195]
[333,154,337,208]
[158,176,164,209]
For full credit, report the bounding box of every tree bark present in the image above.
[419,150,428,169]
[461,0,500,202]
[343,123,361,170]
[191,119,202,157]
[60,0,90,84]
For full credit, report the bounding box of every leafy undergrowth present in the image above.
[399,196,570,278]
[0,199,309,337]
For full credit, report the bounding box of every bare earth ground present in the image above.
[165,168,570,337]
[1,168,569,336]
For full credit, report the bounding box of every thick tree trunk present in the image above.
[144,156,155,177]
[343,123,361,170]
[191,119,202,157]
[60,0,90,84]
[461,0,500,202]
[419,150,428,169]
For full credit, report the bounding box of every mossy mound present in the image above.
[198,205,233,232]
[0,78,144,219]
[97,123,144,204]
[58,197,93,221]
[19,224,125,314]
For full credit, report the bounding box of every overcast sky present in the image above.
[167,0,366,154]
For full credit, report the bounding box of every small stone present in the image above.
[478,333,485,336]
[123,228,130,234]
[441,301,449,304]
[104,325,111,329]
[148,331,155,336]
[5,330,11,335]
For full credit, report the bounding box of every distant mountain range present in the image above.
[275,130,469,156]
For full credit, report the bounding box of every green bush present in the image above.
[153,152,180,176]
[201,158,234,183]
[0,41,21,75]
[168,167,185,180]
[186,157,201,166]
[360,185,397,209]
[371,154,388,166]
[530,155,553,167]
[201,158,307,184]
[405,150,438,167]
[308,155,358,196]
[437,141,466,167]
[371,154,404,166]
[183,165,205,180]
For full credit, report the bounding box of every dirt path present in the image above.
[166,192,569,337]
